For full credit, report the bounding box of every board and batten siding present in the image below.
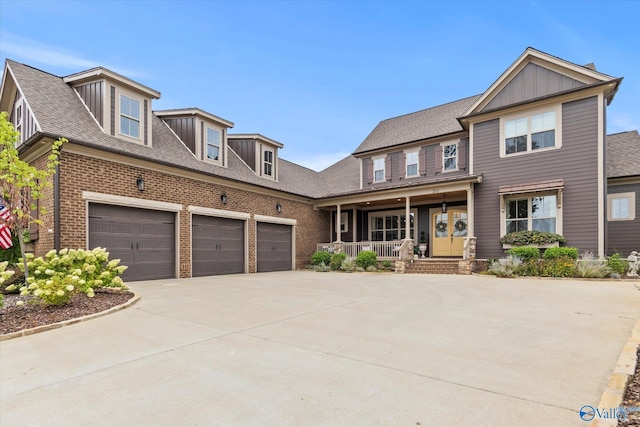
[473,96,600,259]
[228,139,256,171]
[607,182,640,255]
[74,81,104,126]
[164,117,196,154]
[360,138,469,188]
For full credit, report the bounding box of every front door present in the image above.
[432,209,467,257]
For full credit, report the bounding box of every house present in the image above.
[1,47,637,279]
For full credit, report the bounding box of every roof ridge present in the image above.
[5,59,62,79]
[378,94,481,123]
[607,129,639,137]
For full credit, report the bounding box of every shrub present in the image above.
[313,261,331,272]
[575,252,610,278]
[543,247,579,260]
[0,261,15,286]
[311,251,331,266]
[607,253,629,275]
[341,260,355,273]
[507,246,540,262]
[329,252,347,271]
[515,259,542,276]
[488,256,522,278]
[379,260,393,271]
[540,257,575,277]
[356,250,377,269]
[500,231,566,246]
[366,265,377,272]
[8,248,128,305]
[0,232,25,266]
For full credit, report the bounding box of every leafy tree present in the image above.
[0,112,66,278]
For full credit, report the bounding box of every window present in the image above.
[506,195,557,233]
[264,150,274,177]
[608,192,636,221]
[369,210,416,241]
[442,144,457,171]
[504,110,557,156]
[206,127,220,161]
[119,94,140,138]
[373,157,385,182]
[406,151,418,177]
[340,212,348,233]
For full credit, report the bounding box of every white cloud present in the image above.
[286,152,351,172]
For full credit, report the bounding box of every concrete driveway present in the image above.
[1,272,638,426]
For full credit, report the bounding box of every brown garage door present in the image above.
[192,215,245,276]
[257,222,292,272]
[88,204,175,281]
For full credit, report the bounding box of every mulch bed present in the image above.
[620,346,640,426]
[0,290,134,335]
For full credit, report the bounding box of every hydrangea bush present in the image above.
[6,248,128,305]
[0,261,15,308]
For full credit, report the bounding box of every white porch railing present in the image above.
[316,241,407,260]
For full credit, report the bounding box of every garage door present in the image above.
[257,222,292,272]
[88,204,175,281]
[192,215,245,276]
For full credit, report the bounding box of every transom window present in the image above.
[206,127,220,161]
[608,192,636,221]
[506,195,557,233]
[119,94,140,139]
[373,157,385,182]
[504,111,556,155]
[369,210,415,241]
[406,151,418,177]
[264,150,274,176]
[443,144,457,171]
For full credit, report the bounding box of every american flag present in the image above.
[0,202,12,249]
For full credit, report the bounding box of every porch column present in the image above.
[405,196,411,240]
[352,209,357,242]
[336,204,342,243]
[467,186,474,237]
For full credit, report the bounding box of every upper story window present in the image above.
[373,157,385,182]
[206,127,220,161]
[608,192,636,221]
[406,151,418,177]
[119,94,140,139]
[264,150,274,177]
[506,194,557,234]
[443,143,457,171]
[503,110,557,156]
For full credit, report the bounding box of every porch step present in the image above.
[404,259,461,274]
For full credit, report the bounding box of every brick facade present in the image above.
[33,149,329,277]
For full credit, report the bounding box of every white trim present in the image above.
[204,125,223,165]
[607,192,636,221]
[372,155,385,183]
[367,208,417,241]
[82,191,183,212]
[440,141,459,172]
[499,105,562,158]
[597,93,605,257]
[118,92,142,141]
[188,206,250,220]
[154,108,234,128]
[469,124,474,175]
[5,65,42,134]
[340,211,348,233]
[228,133,283,148]
[254,214,297,226]
[499,191,563,236]
[64,67,161,99]
[404,149,419,178]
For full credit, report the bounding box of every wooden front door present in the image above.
[432,209,468,257]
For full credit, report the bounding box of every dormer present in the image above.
[228,134,284,181]
[156,109,234,167]
[0,62,40,145]
[63,67,160,146]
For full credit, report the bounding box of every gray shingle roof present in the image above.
[318,155,361,196]
[607,130,640,178]
[353,95,480,155]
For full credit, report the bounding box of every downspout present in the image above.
[54,163,60,251]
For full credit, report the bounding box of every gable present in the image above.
[482,63,586,111]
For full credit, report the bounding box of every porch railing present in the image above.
[316,241,407,260]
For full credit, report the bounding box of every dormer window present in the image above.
[264,150,274,176]
[206,127,221,161]
[119,94,140,139]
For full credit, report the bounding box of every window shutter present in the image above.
[366,158,373,184]
[399,153,406,179]
[385,155,391,181]
[28,194,39,241]
[458,138,467,170]
[434,145,443,174]
[110,86,116,136]
[419,147,426,175]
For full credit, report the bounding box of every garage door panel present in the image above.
[257,222,292,272]
[192,215,244,277]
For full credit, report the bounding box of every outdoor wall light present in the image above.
[221,192,228,205]
[136,176,145,192]
[441,195,447,214]
[276,202,282,213]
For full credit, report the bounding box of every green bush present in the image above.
[311,251,331,266]
[7,248,128,305]
[0,233,23,266]
[500,231,566,246]
[330,252,347,271]
[355,250,377,269]
[341,260,355,273]
[313,261,331,272]
[507,246,540,262]
[379,260,393,271]
[543,247,579,260]
[515,259,542,276]
[540,257,576,277]
[608,253,629,275]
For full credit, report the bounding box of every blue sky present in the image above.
[1,0,638,171]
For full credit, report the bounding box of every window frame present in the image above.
[441,142,458,172]
[499,105,562,158]
[405,150,419,178]
[263,149,274,177]
[607,192,636,221]
[118,93,142,140]
[500,191,562,236]
[205,126,221,163]
[373,156,385,183]
[340,212,348,233]
[368,208,417,242]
